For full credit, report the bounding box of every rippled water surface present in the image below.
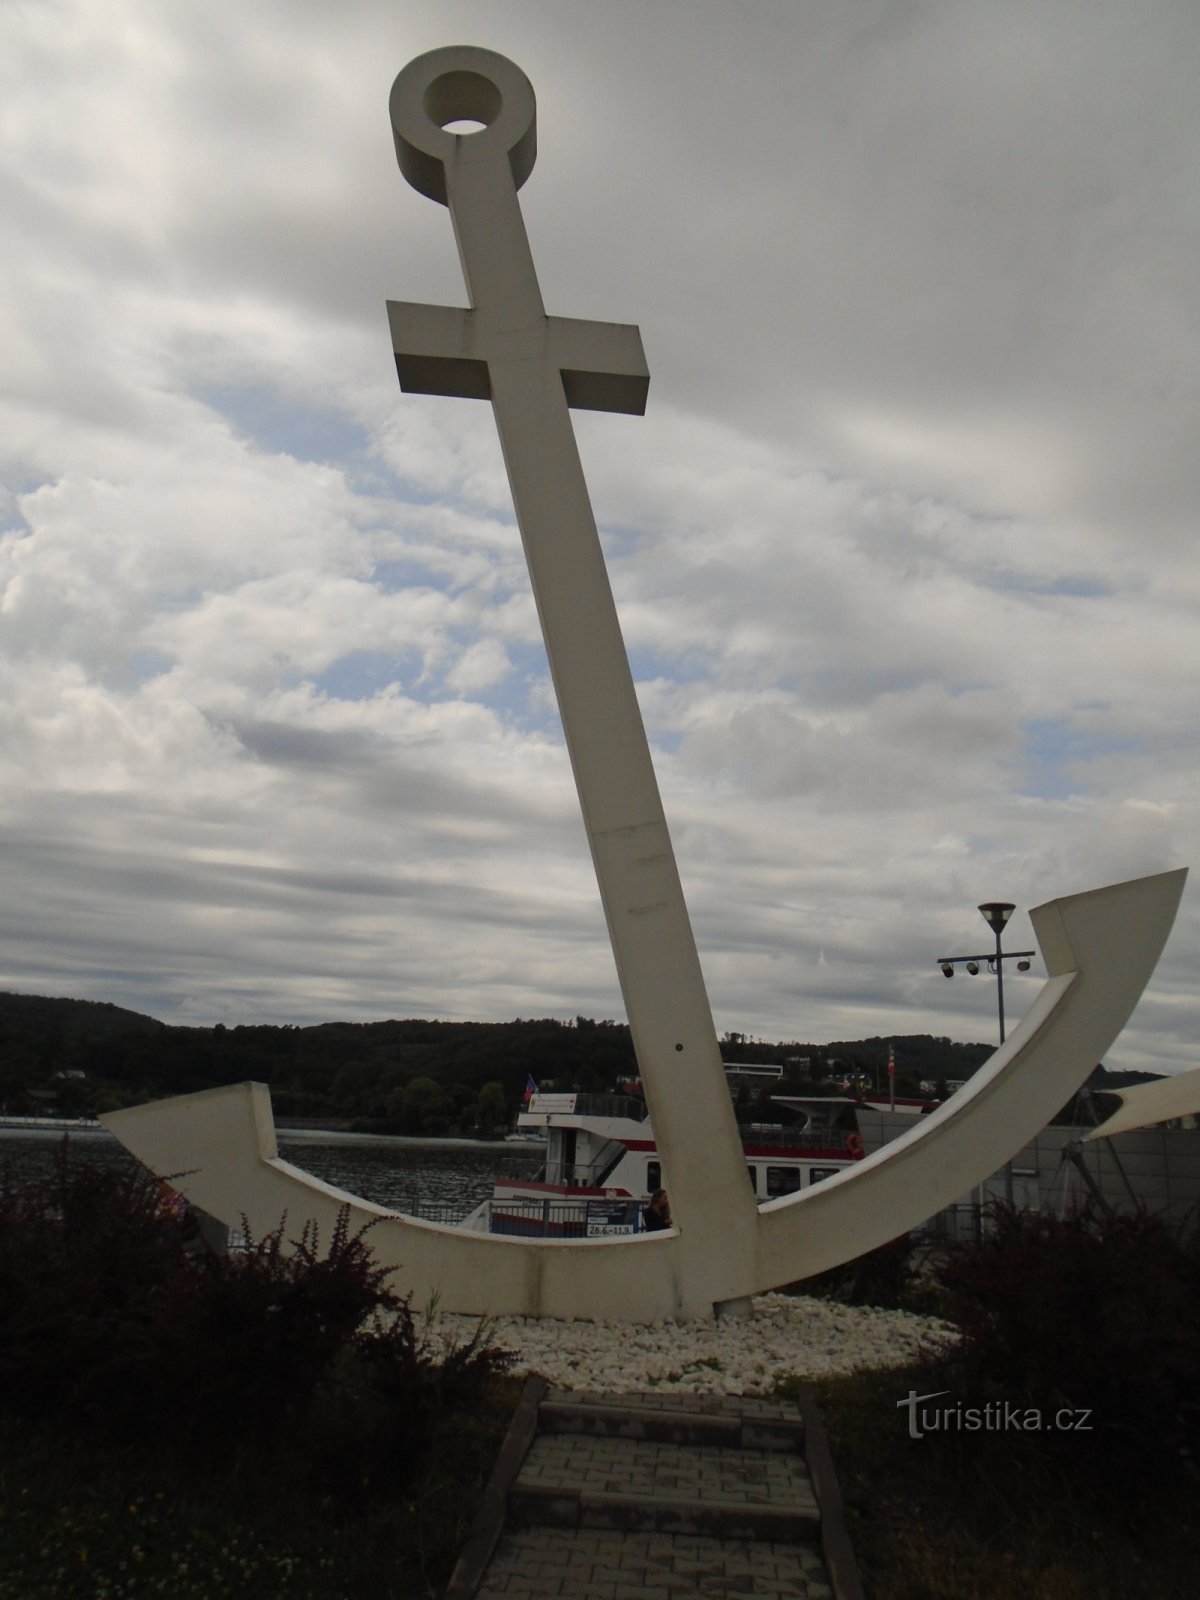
[277,1135,542,1217]
[0,1125,542,1220]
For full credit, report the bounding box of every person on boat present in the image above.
[642,1189,672,1231]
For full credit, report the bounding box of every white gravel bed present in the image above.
[425,1293,954,1396]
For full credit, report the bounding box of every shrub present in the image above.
[0,1145,190,1425]
[786,1234,919,1309]
[0,1139,513,1495]
[933,1203,1200,1465]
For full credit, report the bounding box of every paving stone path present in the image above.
[479,1526,832,1599]
[448,1386,862,1600]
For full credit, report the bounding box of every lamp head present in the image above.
[940,962,954,978]
[979,901,1016,935]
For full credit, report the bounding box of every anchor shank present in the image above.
[445,151,545,322]
[487,376,760,1256]
[441,149,757,1253]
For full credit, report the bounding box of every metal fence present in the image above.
[385,1196,476,1227]
[916,1203,985,1243]
[486,1196,642,1238]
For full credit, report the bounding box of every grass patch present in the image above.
[0,1377,521,1600]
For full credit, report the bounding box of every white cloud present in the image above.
[446,638,512,695]
[0,0,1195,1077]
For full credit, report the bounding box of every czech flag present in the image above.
[523,1075,539,1104]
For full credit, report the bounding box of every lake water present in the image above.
[0,1124,544,1222]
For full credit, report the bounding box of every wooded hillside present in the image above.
[2,990,1139,1134]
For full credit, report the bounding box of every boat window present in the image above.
[646,1160,660,1193]
[745,1164,758,1194]
[807,1167,839,1185]
[767,1166,802,1197]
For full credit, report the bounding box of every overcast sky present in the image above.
[2,0,1197,1075]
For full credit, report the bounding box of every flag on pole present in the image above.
[887,1045,895,1079]
[523,1075,538,1105]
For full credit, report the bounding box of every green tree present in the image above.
[475,1081,508,1134]
[51,1075,94,1119]
[393,1077,454,1135]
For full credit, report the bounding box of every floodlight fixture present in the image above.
[934,903,1035,1044]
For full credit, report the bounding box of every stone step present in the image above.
[510,1482,823,1543]
[508,1431,821,1543]
[540,1388,806,1453]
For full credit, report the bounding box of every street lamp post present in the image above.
[936,903,1034,1042]
[979,902,1026,1044]
[936,902,1036,1215]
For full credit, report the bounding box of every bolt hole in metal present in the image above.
[424,70,502,133]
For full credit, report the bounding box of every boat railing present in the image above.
[384,1196,477,1227]
[737,1123,855,1152]
[384,1194,642,1238]
[567,1093,650,1122]
[485,1196,642,1239]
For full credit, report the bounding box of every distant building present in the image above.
[723,1062,784,1087]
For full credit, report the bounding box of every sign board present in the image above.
[529,1093,577,1114]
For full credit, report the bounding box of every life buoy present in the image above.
[846,1133,864,1158]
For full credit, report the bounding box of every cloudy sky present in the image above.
[2,0,1197,1074]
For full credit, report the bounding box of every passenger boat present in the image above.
[462,1076,1200,1239]
[464,1084,864,1237]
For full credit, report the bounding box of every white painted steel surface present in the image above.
[1083,1063,1200,1139]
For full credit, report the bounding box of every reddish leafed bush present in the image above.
[0,1148,189,1420]
[788,1233,918,1308]
[0,1140,512,1495]
[933,1204,1200,1462]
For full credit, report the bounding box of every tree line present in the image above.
[0,989,1066,1136]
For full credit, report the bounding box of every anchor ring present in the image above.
[390,46,537,206]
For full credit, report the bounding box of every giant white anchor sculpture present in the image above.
[104,48,1186,1322]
